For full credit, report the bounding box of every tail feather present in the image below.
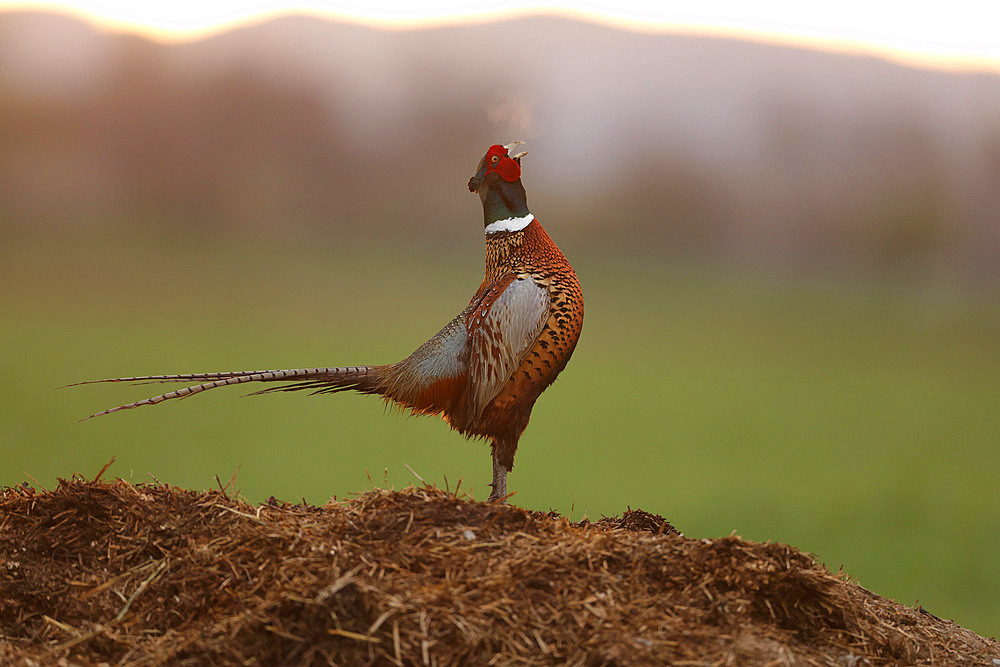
[63,370,303,387]
[75,367,377,421]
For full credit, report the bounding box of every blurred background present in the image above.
[2,2,999,636]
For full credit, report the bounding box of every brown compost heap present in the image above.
[1,474,997,665]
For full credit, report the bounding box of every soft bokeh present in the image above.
[2,10,999,635]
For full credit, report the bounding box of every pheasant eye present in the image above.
[491,155,500,163]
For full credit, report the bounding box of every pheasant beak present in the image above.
[505,141,527,164]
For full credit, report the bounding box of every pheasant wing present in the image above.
[467,276,549,418]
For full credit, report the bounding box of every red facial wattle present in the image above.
[485,145,521,182]
[468,143,526,193]
[492,156,521,182]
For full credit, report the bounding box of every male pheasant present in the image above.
[75,143,584,502]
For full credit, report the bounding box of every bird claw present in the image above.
[486,481,507,504]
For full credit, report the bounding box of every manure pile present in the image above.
[1,477,997,665]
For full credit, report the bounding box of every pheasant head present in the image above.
[468,142,530,228]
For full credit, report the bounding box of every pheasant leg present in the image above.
[488,452,510,502]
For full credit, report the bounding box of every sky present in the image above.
[2,0,1000,72]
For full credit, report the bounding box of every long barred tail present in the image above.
[67,367,378,421]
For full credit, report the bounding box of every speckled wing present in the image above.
[467,276,550,418]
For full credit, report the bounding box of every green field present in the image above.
[3,239,999,637]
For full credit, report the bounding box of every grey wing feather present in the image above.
[468,277,549,418]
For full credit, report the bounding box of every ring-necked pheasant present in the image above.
[74,143,584,502]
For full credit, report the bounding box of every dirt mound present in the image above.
[1,476,997,665]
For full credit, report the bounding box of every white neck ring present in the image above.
[485,214,534,234]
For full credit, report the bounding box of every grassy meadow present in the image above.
[3,237,999,637]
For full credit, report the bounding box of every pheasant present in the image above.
[74,142,584,502]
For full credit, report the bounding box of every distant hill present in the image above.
[2,11,999,278]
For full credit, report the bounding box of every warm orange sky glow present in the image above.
[2,0,1000,73]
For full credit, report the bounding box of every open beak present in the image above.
[505,141,528,162]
